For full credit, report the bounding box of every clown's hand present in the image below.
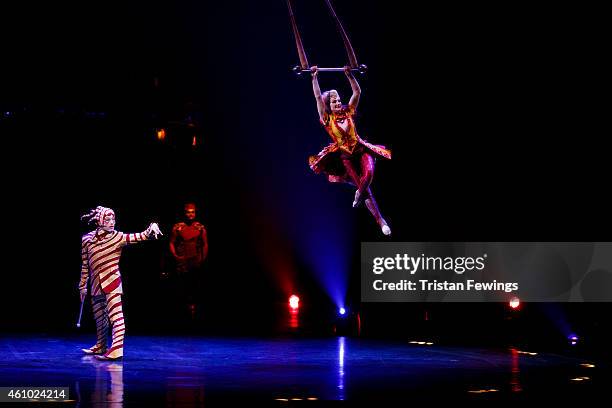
[145,222,163,239]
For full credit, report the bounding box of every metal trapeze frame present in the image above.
[287,0,368,76]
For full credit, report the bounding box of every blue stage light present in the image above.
[568,334,579,346]
[339,307,346,316]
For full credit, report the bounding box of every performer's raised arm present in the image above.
[311,66,326,123]
[345,65,361,111]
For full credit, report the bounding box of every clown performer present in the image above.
[78,206,162,360]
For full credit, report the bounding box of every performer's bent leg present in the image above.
[343,156,391,234]
[364,188,389,232]
[100,293,125,359]
[82,295,109,354]
[355,153,375,204]
[348,153,375,207]
[342,155,369,207]
[341,156,361,188]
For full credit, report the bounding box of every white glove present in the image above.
[146,222,163,239]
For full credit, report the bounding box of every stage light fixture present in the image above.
[339,307,346,316]
[509,297,520,309]
[289,295,300,310]
[568,334,579,346]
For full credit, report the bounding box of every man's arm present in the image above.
[169,225,181,260]
[200,228,208,261]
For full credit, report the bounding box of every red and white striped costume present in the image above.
[79,206,161,360]
[80,230,150,296]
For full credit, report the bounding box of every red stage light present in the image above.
[509,297,520,309]
[156,128,166,141]
[289,295,300,310]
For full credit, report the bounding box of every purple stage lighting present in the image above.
[568,334,579,346]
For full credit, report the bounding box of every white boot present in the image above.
[95,348,123,361]
[81,344,106,355]
[352,190,362,208]
[381,222,391,236]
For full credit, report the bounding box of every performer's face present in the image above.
[101,211,116,229]
[329,92,342,113]
[185,207,196,221]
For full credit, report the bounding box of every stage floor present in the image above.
[0,334,607,406]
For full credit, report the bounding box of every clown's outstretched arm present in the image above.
[345,65,361,110]
[121,222,163,246]
[78,237,89,302]
[311,66,326,123]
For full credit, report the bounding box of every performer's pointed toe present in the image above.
[82,346,106,355]
[352,190,361,208]
[95,353,123,361]
[382,224,391,236]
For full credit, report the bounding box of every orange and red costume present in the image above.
[308,106,391,183]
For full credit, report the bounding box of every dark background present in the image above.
[1,1,609,353]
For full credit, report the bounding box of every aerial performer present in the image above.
[287,0,392,236]
[78,206,163,360]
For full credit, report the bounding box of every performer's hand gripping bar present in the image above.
[293,64,368,76]
[288,0,366,78]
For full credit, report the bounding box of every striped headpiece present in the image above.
[81,206,115,227]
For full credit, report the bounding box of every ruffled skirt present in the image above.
[308,137,391,184]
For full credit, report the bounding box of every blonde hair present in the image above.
[321,89,339,114]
